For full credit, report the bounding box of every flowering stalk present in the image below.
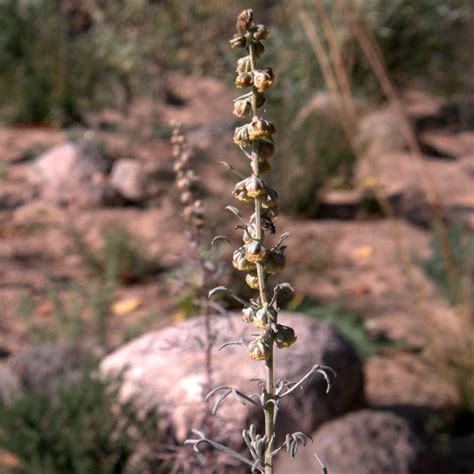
[231,12,285,473]
[171,123,217,473]
[186,10,334,473]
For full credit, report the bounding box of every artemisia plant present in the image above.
[185,10,334,474]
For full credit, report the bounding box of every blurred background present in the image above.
[0,0,473,472]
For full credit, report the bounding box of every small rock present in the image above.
[275,409,428,474]
[0,344,96,403]
[28,139,117,207]
[356,150,474,228]
[101,312,365,447]
[110,159,145,202]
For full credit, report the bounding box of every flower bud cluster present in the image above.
[232,238,287,274]
[242,303,296,354]
[248,333,272,361]
[171,123,204,232]
[228,10,296,361]
[242,303,276,330]
[235,68,274,92]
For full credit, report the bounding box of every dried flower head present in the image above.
[274,324,297,349]
[253,67,274,92]
[236,56,252,73]
[248,334,270,361]
[236,8,253,35]
[232,247,255,271]
[256,138,275,160]
[254,303,275,329]
[248,117,276,141]
[266,248,286,273]
[245,272,260,289]
[241,306,255,324]
[233,97,252,118]
[244,241,266,263]
[242,223,261,244]
[235,72,254,88]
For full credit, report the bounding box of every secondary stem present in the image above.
[197,245,217,474]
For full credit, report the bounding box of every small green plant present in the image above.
[19,279,156,351]
[18,292,52,344]
[18,224,161,349]
[71,225,158,285]
[18,280,113,349]
[185,11,334,473]
[272,109,356,215]
[0,362,161,474]
[100,227,156,284]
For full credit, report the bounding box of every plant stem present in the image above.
[197,247,216,474]
[249,41,275,474]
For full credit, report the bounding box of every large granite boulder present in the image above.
[101,312,365,447]
[276,409,428,474]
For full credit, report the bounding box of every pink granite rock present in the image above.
[101,312,364,447]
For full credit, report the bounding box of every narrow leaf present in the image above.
[276,232,291,247]
[211,235,231,246]
[226,205,249,225]
[208,286,230,298]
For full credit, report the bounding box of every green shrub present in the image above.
[0,0,268,124]
[0,363,162,474]
[0,0,138,124]
[271,109,355,215]
[19,277,157,350]
[71,225,158,285]
[361,0,471,89]
[19,280,113,349]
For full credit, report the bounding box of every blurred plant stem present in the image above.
[171,123,217,472]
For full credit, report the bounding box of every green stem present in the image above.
[249,41,274,474]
